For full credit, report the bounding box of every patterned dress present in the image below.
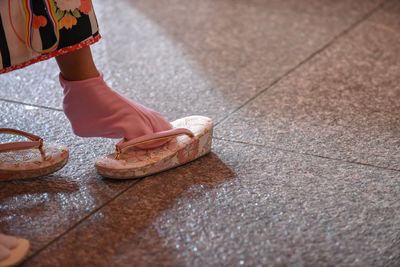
[0,0,100,74]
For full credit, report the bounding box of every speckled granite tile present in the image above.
[0,101,138,255]
[128,0,383,103]
[215,4,400,170]
[25,140,400,267]
[0,0,383,123]
[371,0,400,23]
[246,0,383,18]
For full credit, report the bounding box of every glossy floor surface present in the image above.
[1,0,399,266]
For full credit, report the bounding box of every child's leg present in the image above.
[55,47,172,148]
[56,47,99,81]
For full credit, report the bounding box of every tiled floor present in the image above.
[1,0,399,266]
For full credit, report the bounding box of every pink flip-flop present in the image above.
[0,128,69,181]
[95,116,213,179]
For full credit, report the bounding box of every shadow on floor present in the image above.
[24,152,237,266]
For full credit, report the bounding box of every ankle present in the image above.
[60,68,100,81]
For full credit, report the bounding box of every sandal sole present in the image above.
[0,145,69,181]
[96,116,213,179]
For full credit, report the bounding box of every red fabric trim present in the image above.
[0,34,101,75]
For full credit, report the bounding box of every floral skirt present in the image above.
[0,0,100,74]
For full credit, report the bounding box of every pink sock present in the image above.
[60,74,173,148]
[0,234,18,249]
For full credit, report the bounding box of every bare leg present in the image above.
[55,46,99,81]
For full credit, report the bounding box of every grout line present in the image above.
[0,98,63,112]
[25,126,400,262]
[214,1,387,128]
[214,136,400,173]
[24,178,145,262]
[1,2,387,126]
[13,1,389,262]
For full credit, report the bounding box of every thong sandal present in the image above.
[0,128,69,181]
[0,235,30,267]
[96,116,213,179]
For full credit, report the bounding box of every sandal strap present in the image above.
[115,128,194,159]
[0,128,44,153]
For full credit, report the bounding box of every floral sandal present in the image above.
[0,234,30,267]
[96,116,213,179]
[0,128,69,181]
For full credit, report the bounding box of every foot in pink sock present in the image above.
[0,233,18,261]
[60,74,172,149]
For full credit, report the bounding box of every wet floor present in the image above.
[1,0,399,266]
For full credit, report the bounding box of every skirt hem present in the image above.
[0,33,101,75]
